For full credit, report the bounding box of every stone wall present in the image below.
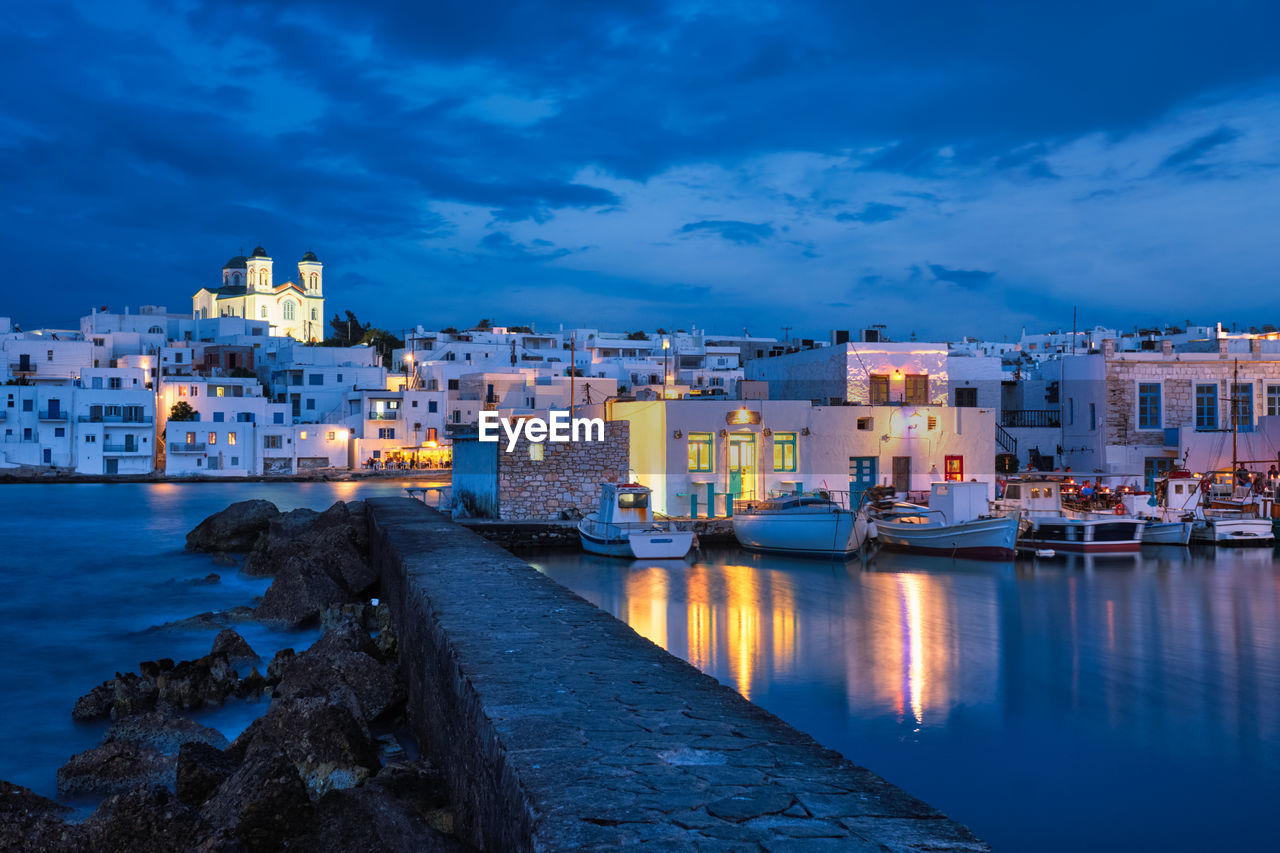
[367,497,989,852]
[496,420,629,520]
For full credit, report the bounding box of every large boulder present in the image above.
[176,742,238,808]
[229,694,381,798]
[79,786,205,853]
[199,745,314,851]
[73,654,242,721]
[292,781,464,852]
[210,628,257,662]
[186,500,279,552]
[254,555,347,628]
[0,780,77,852]
[241,507,320,577]
[105,710,229,753]
[57,739,172,798]
[275,630,401,722]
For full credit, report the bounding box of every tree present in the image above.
[473,318,493,330]
[626,330,648,340]
[168,401,197,421]
[326,310,370,346]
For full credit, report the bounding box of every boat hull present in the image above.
[875,515,1017,560]
[578,521,695,559]
[1017,518,1146,553]
[1140,521,1192,545]
[733,510,866,556]
[1190,517,1275,546]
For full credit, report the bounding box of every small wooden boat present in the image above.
[872,482,1017,560]
[732,493,868,556]
[578,483,695,559]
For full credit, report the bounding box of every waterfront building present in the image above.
[192,247,325,341]
[600,398,997,517]
[266,343,384,423]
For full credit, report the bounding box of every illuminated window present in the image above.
[215,386,224,398]
[926,415,937,431]
[178,386,186,397]
[228,432,237,445]
[869,375,889,405]
[856,417,873,430]
[1232,382,1253,430]
[772,432,797,472]
[1030,488,1041,499]
[208,432,216,445]
[264,435,283,449]
[185,431,195,444]
[904,374,928,405]
[326,431,335,440]
[300,431,307,439]
[529,443,544,461]
[944,455,963,481]
[687,433,714,472]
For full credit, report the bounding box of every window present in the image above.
[22,399,32,412]
[84,434,96,443]
[954,387,977,407]
[231,457,239,466]
[857,417,873,431]
[55,427,65,437]
[46,350,53,361]
[411,400,418,407]
[300,431,307,439]
[869,375,890,405]
[185,431,195,444]
[773,432,797,472]
[447,379,459,391]
[326,431,335,440]
[1196,384,1217,430]
[1231,382,1253,430]
[191,386,198,397]
[23,428,31,440]
[208,432,217,445]
[264,435,283,449]
[904,374,928,405]
[927,415,937,431]
[261,306,267,318]
[228,432,237,445]
[283,301,296,321]
[1268,385,1280,418]
[426,428,437,442]
[309,374,323,385]
[215,386,224,398]
[687,433,714,472]
[1089,403,1096,431]
[378,428,396,439]
[428,401,438,413]
[311,308,317,321]
[213,412,224,422]
[944,455,963,481]
[306,399,315,410]
[273,412,284,424]
[1137,383,1161,429]
[529,443,544,461]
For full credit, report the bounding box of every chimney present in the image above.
[1219,339,1229,359]
[1161,340,1173,356]
[1101,339,1115,358]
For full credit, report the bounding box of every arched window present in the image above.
[310,308,317,320]
[283,301,296,321]
[310,273,318,289]
[260,306,267,318]
[200,308,208,319]
[232,272,241,287]
[260,270,269,287]
[148,325,162,334]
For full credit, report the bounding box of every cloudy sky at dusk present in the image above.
[3,1,1278,339]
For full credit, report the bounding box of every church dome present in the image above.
[223,256,247,269]
[301,251,319,262]
[251,246,269,257]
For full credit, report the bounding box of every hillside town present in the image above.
[4,248,1280,510]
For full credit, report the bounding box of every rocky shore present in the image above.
[0,499,467,852]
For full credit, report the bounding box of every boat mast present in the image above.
[1232,358,1238,473]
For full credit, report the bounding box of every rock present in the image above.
[105,711,229,753]
[275,637,401,722]
[73,671,156,722]
[75,654,242,721]
[176,742,238,807]
[79,786,204,852]
[292,781,464,852]
[57,739,172,798]
[210,628,257,662]
[145,605,256,633]
[309,616,381,659]
[186,500,279,552]
[199,745,313,850]
[241,507,319,577]
[254,555,346,628]
[229,695,381,798]
[0,780,77,852]
[265,649,295,682]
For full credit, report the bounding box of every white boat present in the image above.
[1120,471,1196,545]
[1188,470,1275,546]
[872,482,1017,560]
[578,483,695,559]
[992,475,1145,553]
[1139,520,1193,545]
[732,493,868,556]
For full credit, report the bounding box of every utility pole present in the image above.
[570,333,576,420]
[782,325,792,343]
[1072,306,1077,356]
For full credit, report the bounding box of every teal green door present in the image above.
[849,456,877,507]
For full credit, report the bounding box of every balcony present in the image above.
[38,410,68,421]
[367,411,399,421]
[78,414,155,425]
[104,443,148,454]
[1000,409,1061,429]
[169,442,206,453]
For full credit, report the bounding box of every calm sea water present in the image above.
[531,547,1280,853]
[0,479,418,803]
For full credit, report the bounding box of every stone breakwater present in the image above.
[370,497,990,852]
[0,499,468,852]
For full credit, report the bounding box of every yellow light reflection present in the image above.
[686,567,713,671]
[626,567,669,650]
[899,574,926,727]
[771,577,797,676]
[724,564,759,700]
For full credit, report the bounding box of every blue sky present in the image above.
[3,1,1277,339]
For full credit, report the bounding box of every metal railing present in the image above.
[367,411,398,420]
[77,414,154,424]
[169,442,206,453]
[995,423,1018,455]
[103,443,145,453]
[1000,409,1061,428]
[38,410,67,421]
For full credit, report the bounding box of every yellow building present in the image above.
[192,246,325,341]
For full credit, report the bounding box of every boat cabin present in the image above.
[1155,472,1201,513]
[997,478,1063,515]
[596,483,655,527]
[928,481,990,524]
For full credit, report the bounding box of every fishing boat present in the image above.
[1120,471,1195,545]
[1189,470,1274,545]
[578,483,695,559]
[732,492,868,556]
[871,481,1017,560]
[992,475,1145,553]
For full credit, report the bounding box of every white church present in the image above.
[192,246,325,341]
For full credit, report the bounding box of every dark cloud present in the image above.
[478,231,575,262]
[678,220,774,245]
[929,264,997,289]
[836,203,906,224]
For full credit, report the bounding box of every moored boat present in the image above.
[578,483,695,559]
[872,482,1017,560]
[732,492,867,556]
[992,475,1145,553]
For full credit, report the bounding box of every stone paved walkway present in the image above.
[369,498,990,852]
